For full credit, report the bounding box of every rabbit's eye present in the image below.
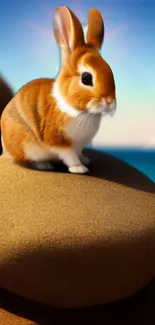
[81,72,93,86]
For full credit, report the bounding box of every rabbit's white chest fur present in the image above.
[66,112,101,149]
[52,82,102,150]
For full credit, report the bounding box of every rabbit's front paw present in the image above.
[69,164,89,174]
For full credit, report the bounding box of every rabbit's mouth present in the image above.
[87,98,117,116]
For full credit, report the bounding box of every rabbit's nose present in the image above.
[105,96,114,104]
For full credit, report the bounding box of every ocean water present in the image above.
[93,146,155,183]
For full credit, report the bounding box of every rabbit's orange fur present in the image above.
[1,78,73,162]
[58,47,115,111]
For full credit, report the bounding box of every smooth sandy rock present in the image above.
[0,149,154,308]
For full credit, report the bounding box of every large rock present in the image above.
[0,75,14,154]
[0,148,154,308]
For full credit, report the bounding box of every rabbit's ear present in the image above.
[54,6,85,59]
[86,9,104,51]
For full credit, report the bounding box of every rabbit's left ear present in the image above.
[86,8,104,51]
[54,6,85,54]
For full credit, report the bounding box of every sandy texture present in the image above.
[0,148,155,308]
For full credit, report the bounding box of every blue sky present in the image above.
[0,0,155,146]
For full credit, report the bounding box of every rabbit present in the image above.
[0,6,116,174]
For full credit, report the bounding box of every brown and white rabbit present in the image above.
[1,6,116,174]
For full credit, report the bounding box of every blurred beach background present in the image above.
[0,0,155,182]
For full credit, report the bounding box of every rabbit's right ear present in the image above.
[86,8,104,51]
[54,6,85,63]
